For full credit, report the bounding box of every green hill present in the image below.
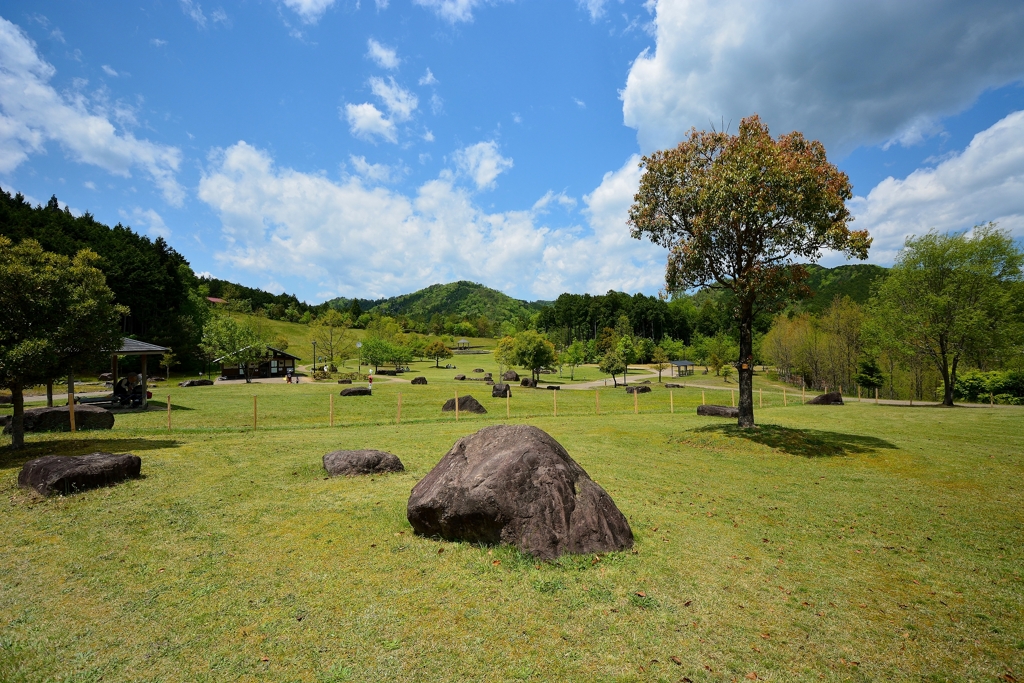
[796,263,889,313]
[329,281,544,324]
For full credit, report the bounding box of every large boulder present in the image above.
[492,383,512,398]
[407,425,634,560]
[625,385,651,394]
[323,449,404,476]
[520,378,537,388]
[340,386,372,397]
[454,374,466,381]
[411,376,428,385]
[3,405,114,435]
[502,370,519,382]
[808,391,844,405]
[178,379,213,387]
[697,404,739,418]
[18,452,141,496]
[442,395,487,414]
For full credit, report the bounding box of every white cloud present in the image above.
[622,0,1024,155]
[532,190,577,212]
[281,0,336,23]
[574,98,586,109]
[198,142,667,299]
[453,140,512,190]
[423,130,435,142]
[579,0,607,21]
[101,64,118,77]
[369,77,418,121]
[180,0,207,28]
[418,68,438,86]
[349,154,401,183]
[342,102,396,143]
[50,28,65,43]
[120,206,171,237]
[150,38,168,47]
[83,180,96,190]
[0,17,184,204]
[849,110,1024,263]
[375,0,390,8]
[413,0,486,23]
[210,8,230,25]
[366,38,399,70]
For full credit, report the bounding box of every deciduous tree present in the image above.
[424,340,452,367]
[629,114,870,426]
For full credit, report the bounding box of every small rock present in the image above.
[520,378,537,388]
[625,385,651,394]
[323,450,404,476]
[546,385,560,390]
[473,368,485,373]
[337,379,353,384]
[502,370,519,382]
[697,405,739,418]
[411,376,428,385]
[454,374,466,381]
[492,383,512,398]
[340,387,372,397]
[442,395,487,414]
[664,383,683,388]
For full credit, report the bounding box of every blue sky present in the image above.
[2,0,1023,303]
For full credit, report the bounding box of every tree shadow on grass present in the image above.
[0,438,181,470]
[694,424,898,457]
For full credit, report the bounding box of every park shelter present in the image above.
[671,360,696,377]
[216,346,300,379]
[110,338,170,407]
[456,339,470,350]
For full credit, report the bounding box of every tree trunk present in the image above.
[46,380,53,407]
[941,355,959,407]
[623,366,627,386]
[738,300,755,428]
[10,383,25,449]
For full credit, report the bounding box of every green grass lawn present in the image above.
[1,380,1022,682]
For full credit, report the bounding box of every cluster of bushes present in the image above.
[953,370,1024,404]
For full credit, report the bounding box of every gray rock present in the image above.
[697,404,739,418]
[411,376,428,385]
[454,374,466,381]
[18,452,141,496]
[625,385,651,394]
[520,378,537,388]
[340,386,372,397]
[664,383,683,388]
[473,368,485,373]
[2,405,114,435]
[492,383,512,398]
[98,373,114,382]
[407,425,633,560]
[502,370,519,382]
[546,385,560,390]
[178,379,214,387]
[323,449,404,476]
[442,395,487,414]
[337,378,353,384]
[808,391,844,405]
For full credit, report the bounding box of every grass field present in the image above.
[1,378,1022,682]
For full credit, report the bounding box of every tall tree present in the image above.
[629,114,870,426]
[868,225,1023,406]
[0,238,125,448]
[424,340,452,368]
[310,309,351,370]
[511,331,556,383]
[200,315,267,383]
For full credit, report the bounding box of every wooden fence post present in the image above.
[875,387,879,404]
[990,392,994,407]
[167,395,171,431]
[701,390,705,405]
[731,389,735,407]
[670,390,674,414]
[634,390,638,415]
[802,386,805,404]
[858,386,861,401]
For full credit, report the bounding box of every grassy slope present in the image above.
[360,281,540,322]
[1,381,1022,682]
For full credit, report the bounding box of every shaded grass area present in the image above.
[1,383,1023,682]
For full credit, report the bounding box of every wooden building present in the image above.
[217,346,300,380]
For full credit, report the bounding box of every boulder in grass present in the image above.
[411,376,428,385]
[323,449,404,477]
[664,383,683,388]
[625,385,651,394]
[808,391,844,405]
[454,374,466,381]
[98,372,114,382]
[473,368,485,373]
[407,424,633,560]
[442,395,487,414]
[340,386,372,397]
[178,379,214,387]
[639,380,651,384]
[337,379,352,384]
[0,394,12,404]
[502,370,519,382]
[492,383,511,398]
[546,385,560,390]
[3,405,114,435]
[520,378,537,388]
[18,452,141,496]
[697,404,739,418]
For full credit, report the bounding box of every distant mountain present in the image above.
[327,281,545,323]
[781,263,888,314]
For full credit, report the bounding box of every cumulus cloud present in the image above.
[342,102,396,143]
[413,0,486,23]
[0,17,184,204]
[622,0,1024,154]
[197,142,667,298]
[120,206,171,237]
[366,38,399,70]
[453,140,513,190]
[349,154,402,183]
[179,0,207,28]
[849,110,1024,263]
[281,0,336,23]
[369,77,418,121]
